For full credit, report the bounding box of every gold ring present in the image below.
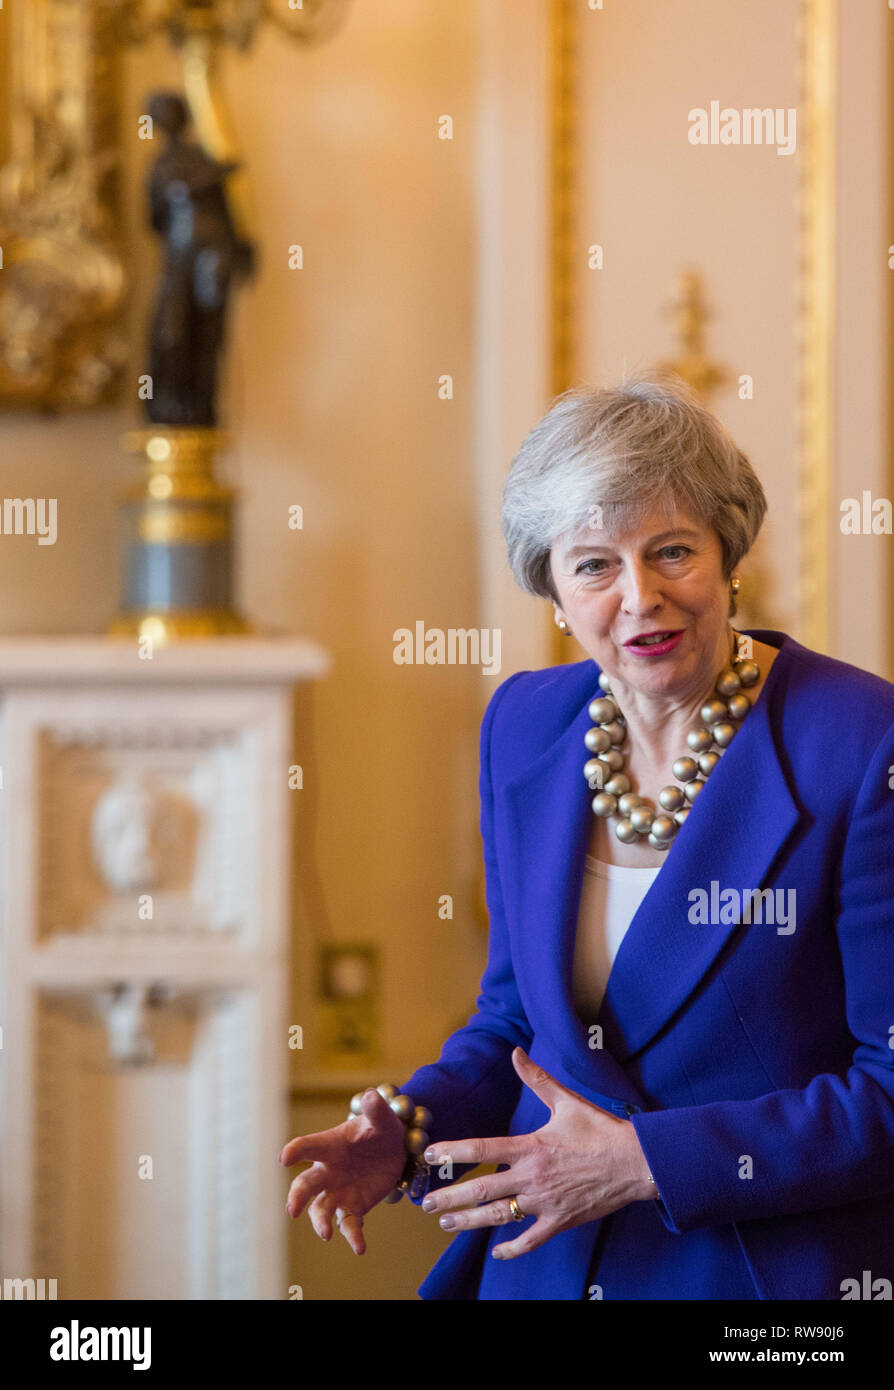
[508,1197,525,1222]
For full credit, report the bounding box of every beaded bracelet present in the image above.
[347,1084,658,1205]
[348,1083,432,1203]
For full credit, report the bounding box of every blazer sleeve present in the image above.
[396,671,534,1192]
[632,714,894,1234]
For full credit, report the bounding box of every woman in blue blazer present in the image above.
[281,377,894,1300]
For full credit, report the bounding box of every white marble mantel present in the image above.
[0,634,331,685]
[0,633,330,1300]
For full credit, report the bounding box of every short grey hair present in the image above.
[501,374,767,617]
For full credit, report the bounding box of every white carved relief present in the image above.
[91,777,164,893]
[93,983,155,1066]
[37,725,250,941]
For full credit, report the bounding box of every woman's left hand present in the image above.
[420,1047,656,1260]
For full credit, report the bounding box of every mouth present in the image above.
[623,630,684,654]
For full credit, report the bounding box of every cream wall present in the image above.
[835,1,892,673]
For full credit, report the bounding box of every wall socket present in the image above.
[316,943,380,1068]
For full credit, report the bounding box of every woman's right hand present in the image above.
[279,1088,407,1254]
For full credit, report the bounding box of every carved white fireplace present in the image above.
[0,636,329,1300]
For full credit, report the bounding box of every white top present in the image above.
[572,855,663,1020]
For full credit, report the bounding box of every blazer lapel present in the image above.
[500,645,801,1082]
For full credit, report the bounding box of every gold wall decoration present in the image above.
[798,0,836,655]
[117,0,351,51]
[549,0,579,668]
[550,0,577,404]
[657,269,730,403]
[0,0,128,411]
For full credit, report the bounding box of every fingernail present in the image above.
[424,1149,436,1162]
[421,1196,437,1211]
[439,1216,456,1230]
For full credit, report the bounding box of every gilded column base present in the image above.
[108,608,253,642]
[110,427,253,645]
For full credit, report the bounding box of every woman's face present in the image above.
[549,506,733,701]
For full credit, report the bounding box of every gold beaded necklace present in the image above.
[583,629,761,851]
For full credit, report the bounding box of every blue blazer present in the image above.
[400,629,894,1300]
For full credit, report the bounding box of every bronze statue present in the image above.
[144,92,255,427]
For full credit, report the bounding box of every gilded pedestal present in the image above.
[110,427,252,643]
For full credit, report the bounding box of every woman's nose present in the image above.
[619,565,662,613]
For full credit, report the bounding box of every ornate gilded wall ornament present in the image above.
[657,269,730,403]
[0,0,128,410]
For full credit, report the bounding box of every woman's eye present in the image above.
[574,546,691,576]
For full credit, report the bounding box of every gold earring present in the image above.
[730,576,741,594]
[555,612,572,636]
